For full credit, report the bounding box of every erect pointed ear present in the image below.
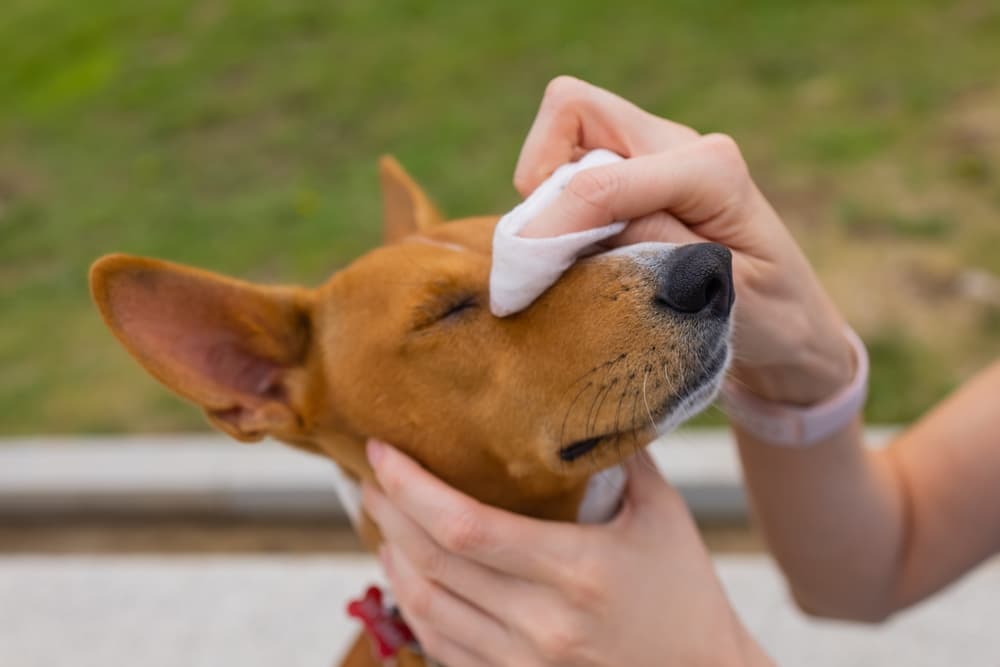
[379,154,444,244]
[90,254,316,443]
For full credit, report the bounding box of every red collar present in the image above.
[347,585,417,660]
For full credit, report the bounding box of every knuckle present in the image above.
[700,133,748,175]
[698,132,753,204]
[415,542,451,580]
[565,168,619,215]
[440,505,487,554]
[543,75,587,107]
[701,131,740,156]
[404,579,436,619]
[562,557,608,608]
[532,617,585,664]
[376,459,404,498]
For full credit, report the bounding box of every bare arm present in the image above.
[512,76,1000,623]
[738,359,1000,620]
[362,77,1000,667]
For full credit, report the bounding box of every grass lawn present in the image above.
[2,0,999,433]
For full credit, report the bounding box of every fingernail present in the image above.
[366,439,386,467]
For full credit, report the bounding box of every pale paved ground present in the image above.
[2,554,998,666]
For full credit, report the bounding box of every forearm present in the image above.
[734,417,905,620]
[504,75,1000,630]
[734,356,1000,621]
[711,261,909,615]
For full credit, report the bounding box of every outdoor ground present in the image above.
[2,0,999,433]
[4,553,1000,666]
[4,433,999,665]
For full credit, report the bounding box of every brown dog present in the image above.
[89,157,733,666]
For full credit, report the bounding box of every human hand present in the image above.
[513,76,853,404]
[362,440,772,667]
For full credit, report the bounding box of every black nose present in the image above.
[655,243,734,317]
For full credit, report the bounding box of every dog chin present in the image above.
[556,341,731,465]
[654,344,731,436]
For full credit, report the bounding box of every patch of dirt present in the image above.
[945,86,1000,152]
[758,85,1000,394]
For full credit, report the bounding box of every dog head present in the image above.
[90,158,732,518]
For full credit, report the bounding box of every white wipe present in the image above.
[489,149,627,317]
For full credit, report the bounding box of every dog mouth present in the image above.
[558,343,729,463]
[559,436,605,462]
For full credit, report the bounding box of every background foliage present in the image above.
[2,0,999,433]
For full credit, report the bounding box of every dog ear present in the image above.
[379,154,443,243]
[90,254,315,442]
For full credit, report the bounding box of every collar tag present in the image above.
[347,585,417,661]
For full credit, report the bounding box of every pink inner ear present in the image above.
[108,268,285,406]
[200,339,283,397]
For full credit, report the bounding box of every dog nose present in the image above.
[655,243,734,317]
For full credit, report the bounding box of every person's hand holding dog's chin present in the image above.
[514,76,853,405]
[362,440,773,667]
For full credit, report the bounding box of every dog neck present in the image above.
[306,428,611,525]
[329,459,626,534]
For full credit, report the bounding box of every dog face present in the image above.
[90,158,731,518]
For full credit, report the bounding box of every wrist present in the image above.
[721,326,867,446]
[730,312,855,406]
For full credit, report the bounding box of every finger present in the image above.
[621,450,674,505]
[383,545,508,666]
[362,482,524,619]
[612,452,692,536]
[513,76,700,196]
[404,620,494,667]
[518,134,756,244]
[601,210,705,248]
[367,440,584,583]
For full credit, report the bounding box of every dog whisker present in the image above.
[641,368,656,429]
[612,372,635,445]
[629,373,642,449]
[585,380,613,440]
[564,350,630,389]
[559,381,594,449]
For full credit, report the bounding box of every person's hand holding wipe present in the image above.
[513,77,853,404]
[362,75,862,666]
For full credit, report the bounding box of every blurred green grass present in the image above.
[1,0,999,433]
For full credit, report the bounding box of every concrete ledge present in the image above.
[0,429,899,520]
[1,553,996,666]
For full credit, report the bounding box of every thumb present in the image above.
[622,450,682,508]
[614,451,695,539]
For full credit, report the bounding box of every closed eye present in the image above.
[439,295,478,321]
[413,294,479,332]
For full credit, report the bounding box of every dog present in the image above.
[89,156,733,666]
